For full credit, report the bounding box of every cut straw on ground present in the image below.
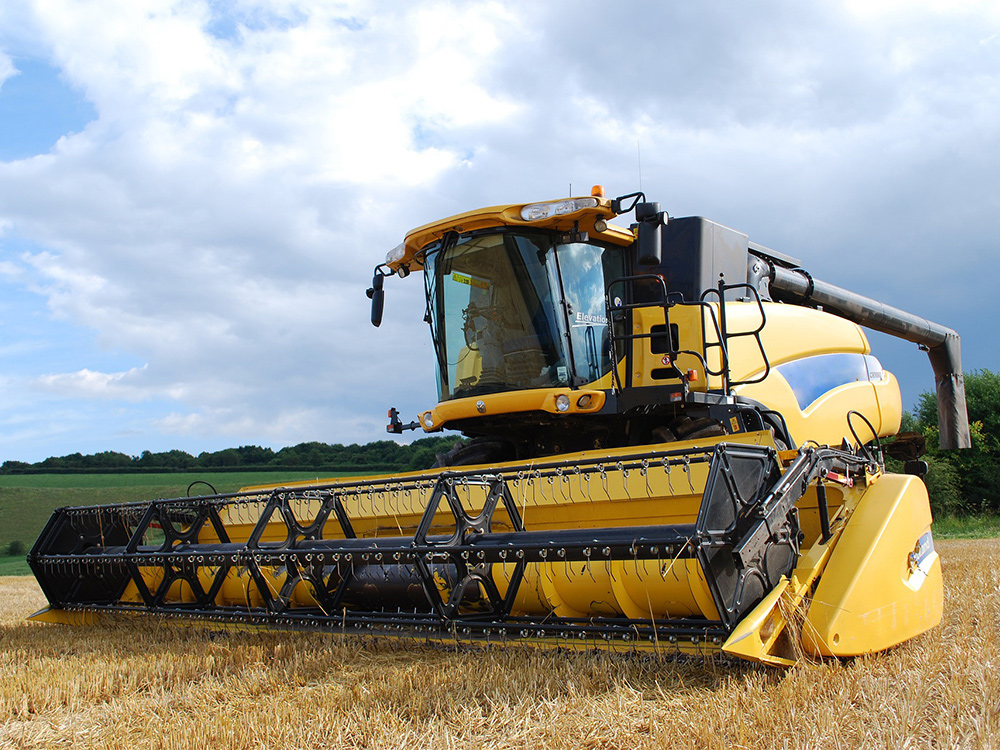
[1,539,997,749]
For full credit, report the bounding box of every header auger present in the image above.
[29,186,967,666]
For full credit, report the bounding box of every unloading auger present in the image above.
[28,186,968,666]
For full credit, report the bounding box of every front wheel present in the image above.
[432,438,517,468]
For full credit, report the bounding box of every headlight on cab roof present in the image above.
[385,242,405,265]
[520,197,599,221]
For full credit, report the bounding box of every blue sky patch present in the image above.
[0,235,143,378]
[0,57,97,161]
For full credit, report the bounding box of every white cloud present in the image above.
[34,365,152,400]
[0,0,530,458]
[842,0,1000,21]
[0,51,15,87]
[0,0,997,460]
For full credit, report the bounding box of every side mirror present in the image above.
[635,201,667,266]
[367,273,385,327]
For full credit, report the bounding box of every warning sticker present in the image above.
[451,272,490,290]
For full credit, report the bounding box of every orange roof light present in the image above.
[591,185,605,198]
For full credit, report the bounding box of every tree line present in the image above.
[0,437,461,475]
[897,368,1000,517]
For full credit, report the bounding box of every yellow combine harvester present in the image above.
[28,187,969,666]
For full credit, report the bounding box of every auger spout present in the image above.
[765,261,970,450]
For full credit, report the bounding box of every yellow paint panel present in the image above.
[27,607,104,626]
[629,305,712,391]
[720,579,796,666]
[729,303,871,376]
[802,474,942,657]
[425,388,607,431]
[729,302,902,446]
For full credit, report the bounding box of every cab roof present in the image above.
[387,191,635,272]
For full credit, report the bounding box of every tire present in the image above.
[432,438,515,468]
[675,417,725,440]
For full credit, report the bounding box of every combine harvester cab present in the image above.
[29,187,968,666]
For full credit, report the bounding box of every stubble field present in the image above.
[0,539,997,750]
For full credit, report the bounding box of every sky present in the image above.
[0,0,997,463]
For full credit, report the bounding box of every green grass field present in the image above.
[0,555,30,576]
[0,470,356,556]
[931,513,1000,539]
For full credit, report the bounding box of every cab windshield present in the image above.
[423,230,624,401]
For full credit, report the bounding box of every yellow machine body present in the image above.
[420,299,901,449]
[29,188,953,666]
